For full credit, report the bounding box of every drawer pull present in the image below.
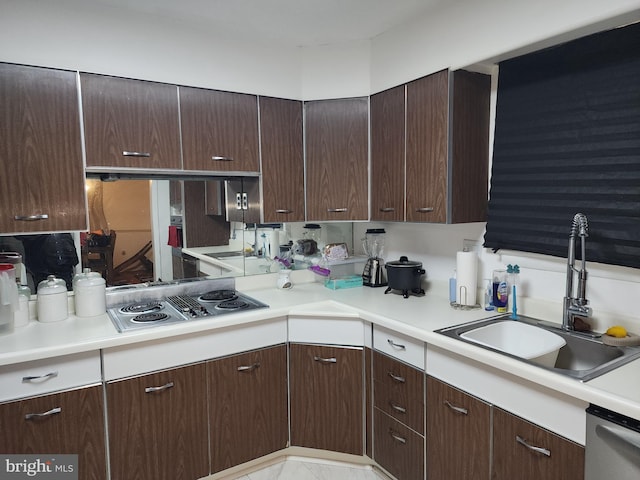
[25,407,61,420]
[14,214,49,221]
[145,382,174,393]
[416,207,435,213]
[444,400,468,415]
[22,371,59,383]
[275,209,293,214]
[313,356,337,364]
[389,429,407,444]
[212,156,233,161]
[387,339,406,350]
[122,151,151,158]
[237,362,260,372]
[387,372,406,383]
[327,208,348,213]
[516,435,551,457]
[379,207,395,212]
[390,402,407,414]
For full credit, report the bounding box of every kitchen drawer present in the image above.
[374,408,425,480]
[103,317,286,380]
[373,325,424,370]
[0,351,101,402]
[373,350,424,434]
[288,316,365,346]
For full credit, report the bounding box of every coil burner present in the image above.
[119,302,164,315]
[131,312,171,323]
[216,299,250,311]
[198,290,238,302]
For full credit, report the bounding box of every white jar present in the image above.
[37,275,68,323]
[73,268,106,318]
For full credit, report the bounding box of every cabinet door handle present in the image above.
[144,381,174,393]
[390,402,407,414]
[313,356,337,364]
[389,429,407,444]
[25,407,61,420]
[387,339,406,350]
[516,435,551,457]
[444,400,468,415]
[415,207,434,213]
[387,372,406,383]
[14,214,49,221]
[237,362,260,372]
[379,207,395,212]
[275,209,293,214]
[122,151,151,158]
[327,208,348,213]
[22,371,59,383]
[212,156,233,161]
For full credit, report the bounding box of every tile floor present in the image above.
[232,458,391,480]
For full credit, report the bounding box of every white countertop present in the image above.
[1,277,639,422]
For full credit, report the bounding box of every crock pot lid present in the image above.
[386,256,422,267]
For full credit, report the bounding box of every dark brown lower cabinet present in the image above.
[106,363,209,480]
[289,343,363,455]
[492,407,585,480]
[0,385,107,480]
[426,376,491,480]
[208,344,288,473]
[374,408,424,480]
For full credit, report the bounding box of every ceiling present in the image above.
[94,0,449,47]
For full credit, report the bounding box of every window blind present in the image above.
[484,21,640,269]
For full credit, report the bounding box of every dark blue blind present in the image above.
[484,21,640,269]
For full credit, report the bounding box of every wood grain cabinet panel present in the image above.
[180,87,259,172]
[370,85,405,221]
[371,69,490,224]
[259,96,305,222]
[106,363,209,480]
[0,385,107,479]
[426,376,491,480]
[374,408,424,480]
[492,407,584,480]
[304,98,368,221]
[289,343,363,455]
[208,344,288,473]
[0,63,86,233]
[81,73,182,169]
[373,350,424,434]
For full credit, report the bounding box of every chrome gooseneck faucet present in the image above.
[562,213,593,330]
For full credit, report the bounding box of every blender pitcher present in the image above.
[362,229,387,287]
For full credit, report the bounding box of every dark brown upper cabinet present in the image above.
[259,96,305,223]
[81,73,182,170]
[370,85,406,222]
[305,97,369,221]
[371,69,491,223]
[0,63,87,233]
[180,87,260,173]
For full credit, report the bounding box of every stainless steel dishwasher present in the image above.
[586,405,640,479]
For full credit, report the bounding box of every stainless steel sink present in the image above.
[435,314,640,381]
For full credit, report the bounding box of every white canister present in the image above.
[37,275,68,323]
[73,268,106,318]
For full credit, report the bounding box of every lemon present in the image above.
[606,326,627,338]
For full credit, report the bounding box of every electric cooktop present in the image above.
[107,289,268,332]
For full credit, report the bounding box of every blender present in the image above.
[362,229,387,287]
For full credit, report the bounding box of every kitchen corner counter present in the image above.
[1,279,639,423]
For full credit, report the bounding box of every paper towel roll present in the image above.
[456,251,478,306]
